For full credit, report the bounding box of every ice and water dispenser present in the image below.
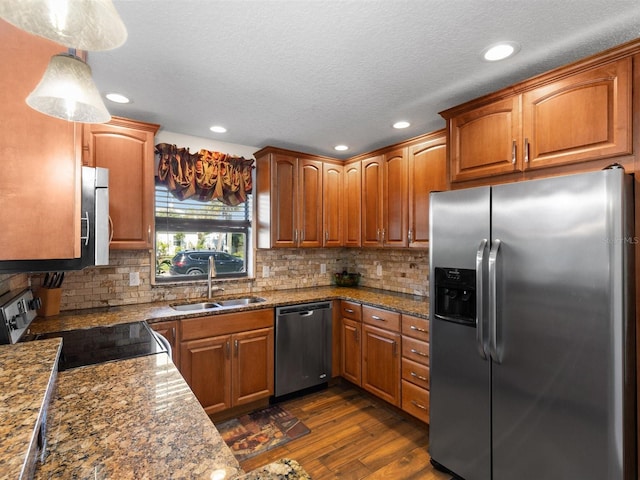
[433,267,476,327]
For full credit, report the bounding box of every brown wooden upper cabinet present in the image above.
[361,148,409,248]
[1,21,82,261]
[443,57,631,183]
[322,162,343,247]
[255,148,325,248]
[408,134,447,247]
[83,117,160,250]
[343,161,362,247]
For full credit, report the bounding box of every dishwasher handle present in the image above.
[277,302,331,316]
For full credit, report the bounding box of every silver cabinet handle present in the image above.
[148,224,151,243]
[234,339,239,356]
[476,239,489,360]
[410,348,428,357]
[226,341,230,359]
[376,228,380,242]
[410,325,427,333]
[381,228,385,244]
[408,228,413,244]
[344,308,354,314]
[511,140,516,164]
[488,239,502,364]
[524,138,530,163]
[411,400,427,411]
[371,315,384,321]
[410,371,428,382]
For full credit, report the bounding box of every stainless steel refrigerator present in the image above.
[428,167,636,480]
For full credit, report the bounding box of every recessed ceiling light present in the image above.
[393,121,411,129]
[334,145,349,151]
[210,125,227,133]
[105,92,130,104]
[482,41,520,61]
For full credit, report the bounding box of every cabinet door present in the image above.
[449,96,521,182]
[522,58,631,170]
[298,158,323,247]
[83,118,158,249]
[382,147,408,247]
[232,327,274,406]
[362,324,401,406]
[0,21,81,260]
[181,335,231,414]
[361,156,383,247]
[408,136,447,247]
[343,162,362,247]
[323,162,343,247]
[149,320,180,368]
[270,153,297,247]
[341,318,362,385]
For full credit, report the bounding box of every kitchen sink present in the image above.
[171,297,266,311]
[171,302,221,311]
[216,297,266,307]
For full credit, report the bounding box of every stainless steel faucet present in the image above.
[208,254,217,298]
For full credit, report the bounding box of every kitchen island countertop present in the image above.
[34,353,243,480]
[0,338,61,479]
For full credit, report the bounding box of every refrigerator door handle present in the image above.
[475,238,489,360]
[488,239,502,364]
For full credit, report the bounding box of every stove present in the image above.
[0,288,40,344]
[29,321,168,371]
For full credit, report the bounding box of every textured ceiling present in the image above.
[89,1,640,158]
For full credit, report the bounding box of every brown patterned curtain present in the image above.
[155,143,254,206]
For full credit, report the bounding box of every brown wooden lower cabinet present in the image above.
[341,317,362,385]
[401,379,430,423]
[362,324,401,407]
[179,309,274,415]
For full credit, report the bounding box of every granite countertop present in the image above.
[0,338,61,479]
[34,353,242,480]
[28,286,429,334]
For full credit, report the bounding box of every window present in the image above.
[154,182,251,282]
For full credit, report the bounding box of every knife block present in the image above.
[38,288,62,317]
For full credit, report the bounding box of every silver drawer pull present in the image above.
[410,325,428,333]
[411,400,427,411]
[344,308,354,313]
[410,349,428,357]
[371,315,384,321]
[410,371,428,382]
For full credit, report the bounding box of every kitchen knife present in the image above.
[43,272,50,288]
[56,272,64,288]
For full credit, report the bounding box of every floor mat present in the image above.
[216,405,311,462]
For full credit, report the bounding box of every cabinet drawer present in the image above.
[181,308,274,341]
[402,336,429,365]
[402,358,429,390]
[340,300,362,321]
[402,380,429,423]
[401,314,429,341]
[363,305,400,332]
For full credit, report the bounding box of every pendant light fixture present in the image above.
[0,0,127,51]
[26,51,111,123]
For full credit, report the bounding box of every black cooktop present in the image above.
[31,321,167,371]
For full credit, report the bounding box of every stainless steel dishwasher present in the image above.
[275,301,332,398]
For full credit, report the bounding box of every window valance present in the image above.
[155,143,254,206]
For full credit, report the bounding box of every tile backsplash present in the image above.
[4,248,428,311]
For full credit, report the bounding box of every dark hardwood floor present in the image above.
[238,382,452,479]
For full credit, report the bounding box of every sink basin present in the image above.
[216,297,266,307]
[171,297,266,311]
[171,302,221,311]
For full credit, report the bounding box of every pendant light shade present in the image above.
[0,0,127,51]
[26,53,111,123]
